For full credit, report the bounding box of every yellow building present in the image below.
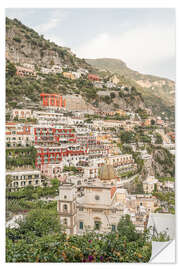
[110,75,120,85]
[63,72,76,80]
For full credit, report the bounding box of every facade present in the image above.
[16,66,36,77]
[12,109,32,120]
[35,145,87,169]
[6,169,42,191]
[110,75,119,85]
[143,176,160,193]
[57,181,124,235]
[88,74,100,81]
[40,93,66,108]
[57,183,77,235]
[6,122,33,147]
[63,72,76,80]
[34,127,76,146]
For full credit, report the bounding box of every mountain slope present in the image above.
[6,17,93,71]
[86,58,175,118]
[6,18,146,114]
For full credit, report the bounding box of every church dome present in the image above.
[99,164,117,181]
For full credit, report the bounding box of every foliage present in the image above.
[16,209,61,237]
[6,61,17,78]
[136,108,148,119]
[63,166,79,174]
[6,146,37,169]
[119,131,137,144]
[6,214,152,262]
[155,133,163,144]
[157,177,175,182]
[13,36,21,43]
[110,92,116,99]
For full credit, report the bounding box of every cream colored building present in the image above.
[143,176,160,193]
[6,169,42,191]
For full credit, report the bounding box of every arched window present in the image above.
[63,218,67,225]
[63,204,68,211]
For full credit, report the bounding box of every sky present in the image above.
[6,8,175,80]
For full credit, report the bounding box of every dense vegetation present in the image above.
[6,146,37,169]
[6,213,153,262]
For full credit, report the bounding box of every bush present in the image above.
[13,36,21,43]
[6,214,152,262]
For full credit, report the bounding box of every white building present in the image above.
[6,169,42,191]
[12,109,32,120]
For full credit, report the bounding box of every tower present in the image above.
[57,183,77,235]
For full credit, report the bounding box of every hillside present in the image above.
[86,58,175,118]
[6,17,146,114]
[6,17,93,71]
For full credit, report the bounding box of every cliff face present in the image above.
[6,18,91,70]
[151,147,175,177]
[86,58,175,118]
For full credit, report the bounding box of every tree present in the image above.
[17,209,61,237]
[151,119,155,125]
[6,62,16,78]
[110,92,115,99]
[50,178,60,189]
[155,133,163,144]
[117,215,140,241]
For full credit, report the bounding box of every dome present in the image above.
[99,164,117,181]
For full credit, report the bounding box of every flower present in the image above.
[88,255,94,262]
[100,256,103,261]
[88,240,92,243]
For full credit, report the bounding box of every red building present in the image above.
[88,74,100,81]
[16,66,36,77]
[40,93,66,108]
[34,127,76,146]
[35,146,87,168]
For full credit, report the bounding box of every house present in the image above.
[6,122,33,148]
[143,176,160,193]
[12,109,32,120]
[51,65,62,73]
[16,66,36,77]
[109,75,119,85]
[88,74,100,81]
[63,72,76,80]
[22,63,35,70]
[6,168,42,191]
[40,67,52,74]
[71,72,81,79]
[105,81,116,88]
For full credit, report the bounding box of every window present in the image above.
[95,195,100,200]
[63,218,67,225]
[63,204,68,211]
[112,225,116,232]
[140,202,143,206]
[94,221,101,230]
[79,221,83,230]
[79,207,84,211]
[64,195,67,199]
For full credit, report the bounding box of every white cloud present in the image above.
[34,10,69,34]
[75,24,175,74]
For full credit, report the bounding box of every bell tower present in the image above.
[57,183,77,235]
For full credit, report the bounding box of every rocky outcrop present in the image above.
[151,147,175,177]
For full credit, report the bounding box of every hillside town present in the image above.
[6,61,175,234]
[5,15,175,263]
